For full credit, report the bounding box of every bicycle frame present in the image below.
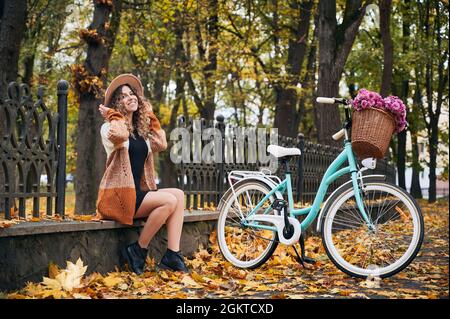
[242,140,374,232]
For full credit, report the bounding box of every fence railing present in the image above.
[0,80,69,219]
[0,80,395,219]
[174,115,396,209]
[412,187,449,199]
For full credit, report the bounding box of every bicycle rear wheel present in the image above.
[321,181,424,278]
[217,180,279,269]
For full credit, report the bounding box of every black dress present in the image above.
[128,129,154,213]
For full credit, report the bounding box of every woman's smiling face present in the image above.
[120,85,138,113]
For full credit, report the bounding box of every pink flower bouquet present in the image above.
[351,89,407,133]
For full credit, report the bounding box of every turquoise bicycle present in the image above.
[216,97,424,279]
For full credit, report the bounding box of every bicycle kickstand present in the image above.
[300,234,317,264]
[292,244,306,268]
[292,234,317,268]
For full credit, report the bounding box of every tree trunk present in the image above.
[428,116,438,202]
[159,17,185,189]
[348,78,356,98]
[0,0,27,90]
[0,0,27,213]
[396,131,406,189]
[201,0,218,121]
[158,72,183,189]
[410,72,422,198]
[379,0,394,97]
[273,0,313,138]
[299,12,318,139]
[39,1,70,80]
[315,0,371,145]
[410,133,422,199]
[74,0,122,214]
[379,0,393,97]
[422,1,447,202]
[151,73,165,114]
[23,53,35,87]
[395,0,411,189]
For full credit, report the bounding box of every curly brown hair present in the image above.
[108,84,154,140]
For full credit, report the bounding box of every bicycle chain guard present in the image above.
[245,214,301,245]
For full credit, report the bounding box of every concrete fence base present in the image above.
[0,211,218,292]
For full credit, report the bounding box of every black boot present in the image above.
[122,241,148,275]
[158,248,189,273]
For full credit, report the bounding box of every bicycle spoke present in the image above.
[342,201,367,225]
[331,219,365,230]
[375,197,401,225]
[333,214,365,227]
[324,183,422,278]
[244,190,255,212]
[219,182,279,267]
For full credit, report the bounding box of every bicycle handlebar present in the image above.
[316,97,335,104]
[316,97,350,106]
[332,129,345,141]
[316,97,352,141]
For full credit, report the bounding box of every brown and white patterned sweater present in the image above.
[95,109,167,225]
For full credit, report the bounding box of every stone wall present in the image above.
[0,212,217,292]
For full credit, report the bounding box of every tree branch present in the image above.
[335,0,373,75]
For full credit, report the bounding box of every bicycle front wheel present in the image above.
[321,181,424,278]
[217,180,279,269]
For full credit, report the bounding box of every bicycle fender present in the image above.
[315,174,387,233]
[217,177,284,212]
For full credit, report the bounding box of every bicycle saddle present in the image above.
[267,145,301,158]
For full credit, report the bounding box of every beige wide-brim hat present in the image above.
[104,74,144,107]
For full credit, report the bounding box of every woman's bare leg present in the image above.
[134,191,177,248]
[158,188,185,252]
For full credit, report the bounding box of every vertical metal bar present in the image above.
[19,195,25,218]
[5,162,13,219]
[1,162,9,219]
[202,118,207,208]
[177,115,186,208]
[194,170,198,210]
[47,194,52,216]
[56,80,69,217]
[18,166,25,218]
[216,115,225,206]
[33,184,39,219]
[5,197,11,219]
[186,171,191,209]
[296,133,304,203]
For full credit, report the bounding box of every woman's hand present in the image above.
[99,104,111,119]
[148,111,162,131]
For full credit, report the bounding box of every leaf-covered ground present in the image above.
[5,199,448,299]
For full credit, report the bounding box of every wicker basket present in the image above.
[351,107,395,159]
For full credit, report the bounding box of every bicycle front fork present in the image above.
[351,171,376,230]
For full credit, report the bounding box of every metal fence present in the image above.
[0,80,69,219]
[0,80,395,219]
[175,115,396,209]
[414,187,449,199]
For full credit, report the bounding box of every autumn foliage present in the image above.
[5,199,448,299]
[70,64,105,98]
[79,28,104,45]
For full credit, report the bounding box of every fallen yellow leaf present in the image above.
[181,275,203,289]
[103,275,123,288]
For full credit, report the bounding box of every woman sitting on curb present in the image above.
[96,73,188,274]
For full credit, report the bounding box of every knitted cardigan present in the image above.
[95,109,167,225]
